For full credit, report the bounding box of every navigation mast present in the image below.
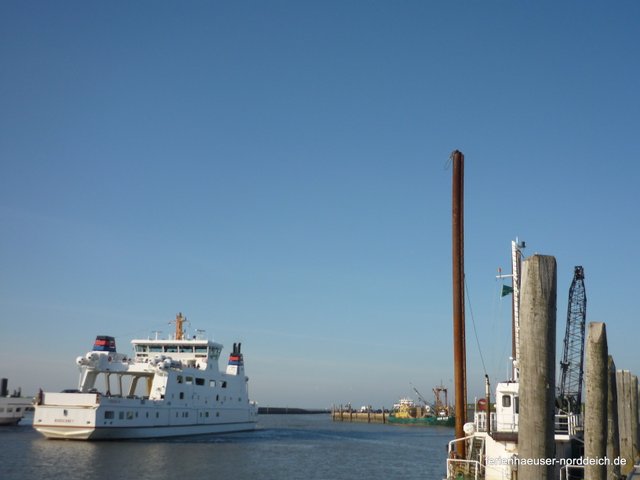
[497,239,526,381]
[173,312,186,340]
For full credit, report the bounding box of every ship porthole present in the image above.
[63,409,68,416]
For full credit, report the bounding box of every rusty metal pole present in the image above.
[452,150,467,457]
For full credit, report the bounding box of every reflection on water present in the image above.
[2,415,452,480]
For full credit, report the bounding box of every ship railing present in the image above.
[474,412,582,437]
[446,436,484,480]
[554,413,582,437]
[559,465,583,480]
[446,458,482,480]
[474,412,499,433]
[475,412,487,431]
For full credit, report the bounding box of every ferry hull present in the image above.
[0,417,24,426]
[34,420,257,440]
[0,397,33,425]
[33,392,258,440]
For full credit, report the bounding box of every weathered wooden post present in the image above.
[617,370,639,476]
[606,356,620,480]
[518,255,557,480]
[585,322,608,480]
[633,374,639,468]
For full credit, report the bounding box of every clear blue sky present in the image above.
[1,1,638,408]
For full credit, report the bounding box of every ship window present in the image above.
[149,345,162,352]
[104,411,114,419]
[209,380,216,388]
[195,378,205,386]
[179,346,194,353]
[195,346,208,354]
[119,412,125,420]
[186,377,193,385]
[165,345,178,353]
[177,376,183,384]
[502,395,511,408]
[221,381,227,388]
[179,392,184,400]
[514,396,519,414]
[127,411,134,420]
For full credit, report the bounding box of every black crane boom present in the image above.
[558,266,587,414]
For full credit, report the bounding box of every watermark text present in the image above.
[487,456,627,467]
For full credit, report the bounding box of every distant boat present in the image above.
[387,384,454,427]
[33,313,258,440]
[0,378,33,426]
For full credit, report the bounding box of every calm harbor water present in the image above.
[2,414,451,480]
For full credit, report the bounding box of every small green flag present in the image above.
[501,285,514,297]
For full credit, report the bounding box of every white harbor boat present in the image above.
[0,379,34,426]
[445,240,583,480]
[33,313,258,440]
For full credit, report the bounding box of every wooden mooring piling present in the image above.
[616,369,640,477]
[582,327,640,479]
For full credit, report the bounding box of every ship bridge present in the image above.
[131,339,223,370]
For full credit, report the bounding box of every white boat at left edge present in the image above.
[0,379,34,425]
[33,313,258,440]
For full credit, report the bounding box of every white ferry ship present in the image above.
[33,313,258,440]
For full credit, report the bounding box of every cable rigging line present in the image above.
[464,276,488,377]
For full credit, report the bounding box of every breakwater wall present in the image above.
[258,407,330,414]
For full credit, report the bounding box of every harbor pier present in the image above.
[331,406,387,424]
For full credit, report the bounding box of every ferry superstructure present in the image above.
[33,313,258,440]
